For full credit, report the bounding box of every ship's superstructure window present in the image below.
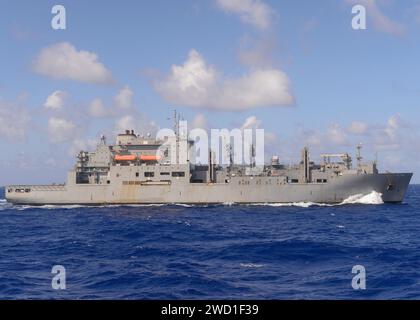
[316,179,328,183]
[160,172,170,176]
[135,172,139,177]
[144,172,155,177]
[290,179,299,183]
[172,172,185,177]
[123,181,141,185]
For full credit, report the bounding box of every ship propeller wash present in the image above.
[5,123,413,205]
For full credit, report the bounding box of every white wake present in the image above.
[249,191,384,208]
[340,191,384,205]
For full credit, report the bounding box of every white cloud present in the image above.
[88,98,109,118]
[88,86,135,118]
[33,42,114,84]
[0,99,30,141]
[114,115,158,137]
[48,117,77,143]
[241,115,261,129]
[191,113,208,129]
[154,49,294,111]
[216,0,274,30]
[346,0,404,36]
[44,90,66,110]
[287,114,420,177]
[114,86,134,109]
[69,138,98,155]
[237,36,276,67]
[328,124,348,145]
[348,121,368,135]
[115,115,136,133]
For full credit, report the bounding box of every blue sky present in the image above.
[0,0,420,184]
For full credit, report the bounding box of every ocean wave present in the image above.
[251,202,329,208]
[340,191,384,205]
[9,202,198,211]
[0,186,418,300]
[248,191,384,207]
[240,263,264,268]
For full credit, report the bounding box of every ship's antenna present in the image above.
[100,134,106,145]
[173,109,178,138]
[250,143,255,168]
[356,143,363,170]
[173,109,182,164]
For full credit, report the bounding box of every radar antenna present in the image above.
[356,143,363,170]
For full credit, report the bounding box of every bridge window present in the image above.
[172,172,185,177]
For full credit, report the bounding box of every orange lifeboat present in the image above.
[140,155,161,161]
[114,154,137,161]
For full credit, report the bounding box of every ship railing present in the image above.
[8,185,66,192]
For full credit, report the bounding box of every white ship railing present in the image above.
[8,185,66,192]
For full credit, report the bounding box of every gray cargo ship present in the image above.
[5,123,412,205]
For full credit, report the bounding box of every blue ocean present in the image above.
[0,186,419,300]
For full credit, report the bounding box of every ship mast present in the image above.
[356,143,363,171]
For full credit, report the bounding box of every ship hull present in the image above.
[5,173,413,205]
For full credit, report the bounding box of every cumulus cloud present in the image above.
[348,121,368,135]
[48,117,77,143]
[88,98,109,118]
[216,0,274,30]
[154,49,294,111]
[237,36,276,67]
[284,114,420,176]
[0,99,30,141]
[191,113,208,130]
[241,115,261,129]
[33,42,114,84]
[346,0,404,36]
[88,85,135,118]
[114,114,157,137]
[44,90,66,110]
[69,138,98,156]
[115,115,136,133]
[296,123,351,151]
[114,86,134,109]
